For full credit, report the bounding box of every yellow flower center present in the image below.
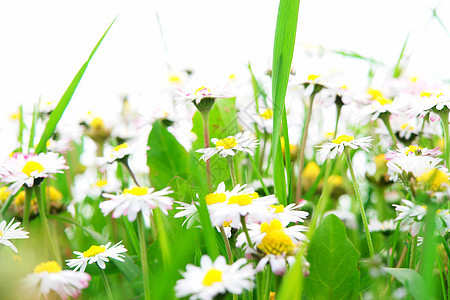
[223,220,232,227]
[168,75,182,83]
[367,88,383,100]
[410,76,418,83]
[83,245,106,257]
[327,175,343,187]
[47,186,63,202]
[46,140,52,148]
[33,261,62,274]
[215,137,238,149]
[270,204,285,214]
[195,86,210,96]
[332,135,354,144]
[22,161,44,176]
[340,85,348,90]
[420,91,432,98]
[113,143,129,152]
[401,123,414,130]
[307,74,320,82]
[0,187,11,202]
[257,221,294,256]
[228,192,259,206]
[95,179,108,187]
[374,96,393,106]
[202,268,223,286]
[417,169,450,192]
[302,161,320,179]
[375,154,387,169]
[0,231,3,237]
[259,108,274,120]
[205,193,226,205]
[123,187,148,196]
[90,117,105,130]
[405,145,422,155]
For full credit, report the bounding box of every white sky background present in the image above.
[0,0,449,156]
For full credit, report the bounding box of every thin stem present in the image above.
[35,185,62,264]
[99,267,114,300]
[137,214,151,300]
[440,111,450,170]
[263,267,271,300]
[296,95,314,201]
[240,215,255,251]
[381,114,399,146]
[200,111,212,192]
[333,105,342,139]
[226,156,237,186]
[344,149,375,257]
[410,235,418,269]
[122,159,141,187]
[23,186,33,228]
[219,226,233,264]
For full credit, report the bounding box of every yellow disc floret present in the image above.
[95,179,108,187]
[258,220,294,256]
[34,261,62,274]
[205,193,226,205]
[195,86,211,96]
[22,161,44,176]
[367,88,383,100]
[123,187,148,196]
[228,192,259,206]
[90,117,105,130]
[374,96,393,106]
[215,137,238,149]
[307,74,320,82]
[47,186,63,202]
[417,169,450,192]
[420,91,432,98]
[259,108,274,120]
[83,245,106,258]
[0,187,11,202]
[113,143,129,152]
[202,268,223,286]
[332,135,354,144]
[270,204,285,214]
[405,145,422,156]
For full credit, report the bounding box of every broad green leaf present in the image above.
[383,268,426,299]
[35,17,116,153]
[271,0,300,203]
[147,120,188,191]
[305,214,360,300]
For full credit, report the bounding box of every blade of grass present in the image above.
[392,32,410,78]
[18,105,24,152]
[271,0,300,205]
[35,17,117,153]
[28,99,40,151]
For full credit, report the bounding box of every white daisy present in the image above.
[0,152,68,195]
[393,199,450,236]
[100,186,174,226]
[316,135,373,162]
[23,261,91,300]
[177,85,231,105]
[267,203,309,226]
[66,241,127,272]
[386,151,443,181]
[385,144,441,161]
[406,91,450,122]
[196,131,259,161]
[97,142,149,166]
[354,89,400,124]
[175,255,255,300]
[368,218,397,233]
[0,218,29,253]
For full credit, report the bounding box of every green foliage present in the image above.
[305,214,360,300]
[35,17,116,154]
[383,268,426,299]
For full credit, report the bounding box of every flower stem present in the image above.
[200,111,212,192]
[122,158,141,187]
[137,214,151,300]
[34,185,62,264]
[226,156,237,186]
[296,95,314,201]
[344,149,375,257]
[381,114,399,146]
[23,186,33,228]
[99,267,114,300]
[440,111,450,170]
[240,215,255,251]
[410,235,417,269]
[219,226,233,264]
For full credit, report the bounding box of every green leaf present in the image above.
[383,268,426,299]
[305,214,360,300]
[35,17,116,153]
[271,0,300,203]
[147,120,188,191]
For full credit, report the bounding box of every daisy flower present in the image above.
[236,219,307,275]
[354,88,400,124]
[196,131,259,161]
[100,186,174,226]
[267,203,309,226]
[0,218,29,253]
[368,218,397,233]
[316,135,373,161]
[406,91,450,122]
[66,241,127,272]
[385,144,441,160]
[393,199,450,236]
[177,85,231,105]
[386,152,443,181]
[97,142,149,166]
[0,152,68,195]
[175,255,255,300]
[23,261,91,300]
